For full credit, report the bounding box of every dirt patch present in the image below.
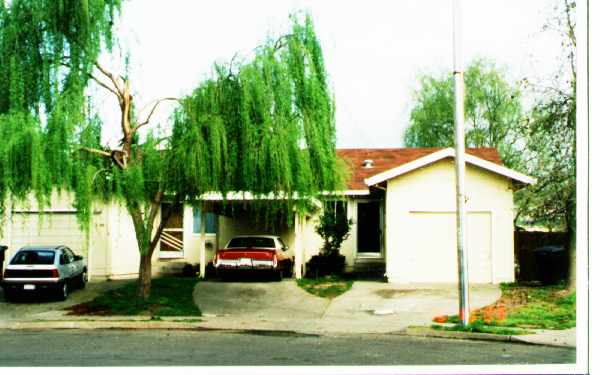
[66,303,112,316]
[464,288,528,323]
[373,289,419,299]
[225,288,267,298]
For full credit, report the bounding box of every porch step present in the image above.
[352,258,386,277]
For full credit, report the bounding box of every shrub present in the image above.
[307,203,353,277]
[315,203,352,257]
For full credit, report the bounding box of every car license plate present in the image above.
[239,258,252,267]
[23,284,35,290]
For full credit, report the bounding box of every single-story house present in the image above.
[0,147,534,284]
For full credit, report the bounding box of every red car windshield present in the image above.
[227,237,276,249]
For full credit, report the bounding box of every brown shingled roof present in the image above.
[337,147,503,191]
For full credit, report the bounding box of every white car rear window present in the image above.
[11,250,56,265]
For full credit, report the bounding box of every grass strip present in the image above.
[296,275,353,299]
[65,277,201,316]
[431,321,531,336]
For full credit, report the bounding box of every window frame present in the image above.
[192,206,218,236]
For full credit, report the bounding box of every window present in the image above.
[63,248,75,263]
[11,250,56,265]
[59,253,68,265]
[193,206,218,234]
[227,237,276,248]
[277,237,288,250]
[324,200,348,221]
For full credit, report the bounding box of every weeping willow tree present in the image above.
[143,15,342,298]
[1,3,341,300]
[0,0,121,221]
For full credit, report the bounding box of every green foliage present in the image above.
[460,284,577,330]
[315,202,352,257]
[500,284,576,330]
[168,15,343,222]
[0,7,341,298]
[513,0,576,232]
[431,322,530,336]
[403,59,523,168]
[0,0,121,114]
[0,0,121,223]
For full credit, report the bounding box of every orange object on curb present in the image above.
[433,315,448,323]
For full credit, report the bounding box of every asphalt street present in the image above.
[0,329,576,366]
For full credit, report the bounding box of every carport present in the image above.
[194,192,312,279]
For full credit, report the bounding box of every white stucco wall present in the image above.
[301,200,359,272]
[385,159,515,284]
[174,205,217,266]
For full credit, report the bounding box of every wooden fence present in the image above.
[514,230,568,282]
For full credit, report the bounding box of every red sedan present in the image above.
[214,235,294,280]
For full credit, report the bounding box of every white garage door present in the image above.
[406,211,492,283]
[10,212,88,259]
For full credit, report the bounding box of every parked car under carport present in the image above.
[214,235,294,281]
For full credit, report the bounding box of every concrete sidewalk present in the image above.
[191,280,502,334]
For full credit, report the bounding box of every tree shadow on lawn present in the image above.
[64,277,202,317]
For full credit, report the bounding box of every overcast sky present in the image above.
[96,0,563,148]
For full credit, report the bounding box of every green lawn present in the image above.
[431,321,530,336]
[441,283,576,332]
[66,277,201,316]
[498,283,576,330]
[296,275,353,299]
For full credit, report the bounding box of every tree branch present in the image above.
[80,147,112,158]
[147,191,164,228]
[88,73,121,99]
[94,62,124,98]
[111,150,126,170]
[133,97,179,133]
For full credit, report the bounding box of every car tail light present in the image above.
[50,268,59,278]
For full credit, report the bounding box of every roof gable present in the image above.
[363,148,535,186]
[337,147,521,191]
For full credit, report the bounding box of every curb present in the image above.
[0,320,206,331]
[0,319,321,338]
[402,326,575,348]
[0,319,576,348]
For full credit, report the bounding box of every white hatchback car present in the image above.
[1,245,87,301]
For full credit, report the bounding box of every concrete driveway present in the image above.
[0,280,130,321]
[193,280,501,334]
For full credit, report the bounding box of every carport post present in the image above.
[199,210,207,279]
[453,0,470,326]
[294,212,303,279]
[87,213,93,281]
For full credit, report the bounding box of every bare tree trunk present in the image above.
[137,252,152,300]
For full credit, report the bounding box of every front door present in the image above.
[159,203,184,258]
[356,201,382,256]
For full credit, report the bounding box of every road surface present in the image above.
[0,329,575,366]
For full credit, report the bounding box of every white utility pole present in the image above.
[452,0,470,326]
